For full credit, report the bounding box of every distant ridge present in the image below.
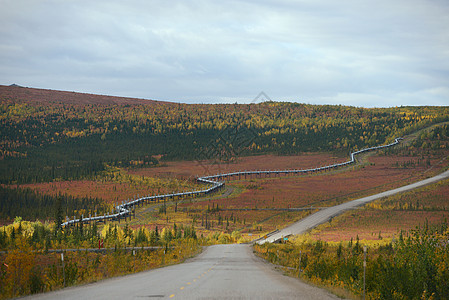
[0,85,172,106]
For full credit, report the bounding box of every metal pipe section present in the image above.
[62,138,402,227]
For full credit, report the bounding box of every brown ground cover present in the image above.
[181,152,447,211]
[0,84,164,105]
[134,206,311,237]
[307,178,449,243]
[174,148,448,236]
[129,152,344,178]
[311,210,448,242]
[21,180,178,204]
[15,139,449,239]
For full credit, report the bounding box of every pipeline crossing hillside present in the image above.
[62,138,402,227]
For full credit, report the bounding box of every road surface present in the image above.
[259,169,449,243]
[28,244,337,300]
[28,168,449,299]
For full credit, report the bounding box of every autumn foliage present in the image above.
[2,85,449,184]
[1,86,449,298]
[0,219,201,299]
[255,220,449,299]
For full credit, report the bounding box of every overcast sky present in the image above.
[1,0,448,107]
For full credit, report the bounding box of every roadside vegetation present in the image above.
[0,209,246,299]
[1,86,449,298]
[0,219,201,299]
[254,220,449,299]
[253,127,449,299]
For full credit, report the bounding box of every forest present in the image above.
[0,186,109,223]
[1,86,449,299]
[1,85,448,184]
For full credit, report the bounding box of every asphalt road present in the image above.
[28,244,337,300]
[27,168,449,299]
[259,169,449,244]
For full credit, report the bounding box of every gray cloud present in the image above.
[1,0,448,107]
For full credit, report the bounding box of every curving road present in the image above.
[28,170,449,299]
[28,244,338,300]
[29,169,449,299]
[259,169,449,244]
[28,138,449,299]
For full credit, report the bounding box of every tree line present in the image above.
[2,98,448,184]
[0,219,200,298]
[0,186,109,222]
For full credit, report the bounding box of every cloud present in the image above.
[1,0,448,107]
